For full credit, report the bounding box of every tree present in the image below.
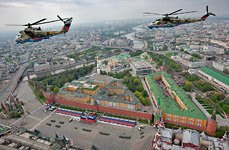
[184,72,199,82]
[103,60,108,65]
[53,87,59,94]
[130,51,143,57]
[142,90,148,97]
[108,72,113,77]
[183,81,192,92]
[94,100,98,105]
[222,105,229,114]
[133,78,141,85]
[210,92,225,103]
[127,82,135,92]
[9,112,21,118]
[123,70,131,77]
[100,70,107,75]
[162,45,168,51]
[215,126,229,138]
[116,72,124,79]
[123,76,129,84]
[194,80,214,92]
[223,68,229,75]
[134,91,141,98]
[191,53,201,59]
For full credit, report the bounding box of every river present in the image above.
[125,26,145,50]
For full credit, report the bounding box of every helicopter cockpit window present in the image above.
[154,21,161,25]
[17,33,22,38]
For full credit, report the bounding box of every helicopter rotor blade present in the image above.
[5,24,27,26]
[143,12,162,15]
[206,5,209,13]
[35,18,68,25]
[172,11,198,15]
[57,15,64,22]
[167,9,183,16]
[30,18,47,26]
[6,17,70,27]
[65,17,73,22]
[210,13,216,16]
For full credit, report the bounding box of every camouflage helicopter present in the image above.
[144,6,215,29]
[7,15,73,44]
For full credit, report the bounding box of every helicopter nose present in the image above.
[148,25,153,29]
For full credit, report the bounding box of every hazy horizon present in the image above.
[0,0,229,31]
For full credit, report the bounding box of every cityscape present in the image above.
[0,0,229,150]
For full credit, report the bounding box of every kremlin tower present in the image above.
[205,110,217,136]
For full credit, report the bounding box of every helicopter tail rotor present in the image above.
[201,6,215,20]
[206,5,216,16]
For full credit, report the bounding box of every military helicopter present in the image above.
[144,6,215,29]
[7,15,73,44]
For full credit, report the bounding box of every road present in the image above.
[0,64,27,102]
[14,81,43,113]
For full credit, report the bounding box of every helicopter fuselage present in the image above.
[148,17,202,29]
[14,17,73,44]
[147,6,215,29]
[16,27,64,44]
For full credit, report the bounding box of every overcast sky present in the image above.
[0,0,228,31]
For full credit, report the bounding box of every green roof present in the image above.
[130,52,152,61]
[112,53,131,62]
[0,124,11,135]
[140,52,152,60]
[200,67,229,86]
[146,72,207,120]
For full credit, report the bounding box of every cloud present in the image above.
[0,2,29,7]
[0,0,228,31]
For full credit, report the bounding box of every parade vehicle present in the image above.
[6,15,73,44]
[144,6,215,29]
[80,111,97,124]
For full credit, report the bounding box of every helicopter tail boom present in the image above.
[201,14,209,21]
[61,17,73,33]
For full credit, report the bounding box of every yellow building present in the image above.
[57,79,101,104]
[145,72,207,130]
[92,80,141,111]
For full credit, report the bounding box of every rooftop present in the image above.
[0,124,11,136]
[112,53,131,62]
[59,89,88,98]
[58,76,102,98]
[92,80,140,105]
[140,52,152,60]
[183,129,200,146]
[200,67,229,86]
[146,72,207,120]
[130,60,152,69]
[84,74,114,85]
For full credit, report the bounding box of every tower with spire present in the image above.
[205,109,217,136]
